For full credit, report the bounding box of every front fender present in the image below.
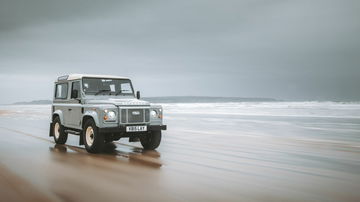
[53,110,64,124]
[82,110,100,127]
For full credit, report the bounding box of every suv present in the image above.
[49,74,167,153]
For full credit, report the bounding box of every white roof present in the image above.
[57,74,129,81]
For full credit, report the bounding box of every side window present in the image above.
[71,81,80,99]
[55,83,68,99]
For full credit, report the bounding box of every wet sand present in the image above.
[0,164,52,202]
[0,103,360,202]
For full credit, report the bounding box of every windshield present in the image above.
[82,78,134,96]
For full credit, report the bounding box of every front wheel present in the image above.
[53,117,68,144]
[140,130,161,150]
[83,119,105,153]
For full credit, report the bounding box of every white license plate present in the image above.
[126,125,147,132]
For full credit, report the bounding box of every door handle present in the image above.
[68,108,72,111]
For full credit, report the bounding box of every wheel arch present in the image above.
[82,112,99,128]
[52,110,64,124]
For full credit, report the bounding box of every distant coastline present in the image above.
[11,96,279,105]
[143,96,278,103]
[12,100,52,105]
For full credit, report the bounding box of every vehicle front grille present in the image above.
[145,109,150,122]
[120,108,150,124]
[121,109,127,123]
[128,109,143,123]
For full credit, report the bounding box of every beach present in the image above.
[0,102,359,202]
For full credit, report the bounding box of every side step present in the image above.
[64,129,81,135]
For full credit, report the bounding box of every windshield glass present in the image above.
[82,78,134,96]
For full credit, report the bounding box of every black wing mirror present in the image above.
[136,91,141,99]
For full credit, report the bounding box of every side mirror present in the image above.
[71,89,79,99]
[136,91,141,99]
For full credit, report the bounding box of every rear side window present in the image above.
[55,83,68,99]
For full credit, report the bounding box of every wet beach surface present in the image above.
[0,102,360,202]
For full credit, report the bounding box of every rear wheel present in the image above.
[140,130,161,150]
[53,117,68,144]
[83,119,104,153]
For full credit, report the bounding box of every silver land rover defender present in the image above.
[49,74,167,153]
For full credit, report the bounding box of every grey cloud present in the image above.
[0,0,359,104]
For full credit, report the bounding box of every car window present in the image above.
[82,78,134,95]
[121,83,132,92]
[71,81,80,98]
[55,83,68,99]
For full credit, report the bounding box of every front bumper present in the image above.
[99,125,167,134]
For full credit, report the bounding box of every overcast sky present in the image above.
[0,0,359,104]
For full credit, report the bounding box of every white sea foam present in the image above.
[1,102,360,120]
[160,102,360,119]
[0,104,51,120]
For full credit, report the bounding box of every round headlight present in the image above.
[104,110,116,121]
[150,110,158,118]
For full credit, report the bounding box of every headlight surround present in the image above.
[150,110,158,118]
[104,110,117,121]
[150,108,163,119]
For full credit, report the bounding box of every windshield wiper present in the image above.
[95,89,111,95]
[115,89,130,95]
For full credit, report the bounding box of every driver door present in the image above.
[68,81,82,129]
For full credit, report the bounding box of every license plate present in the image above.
[126,125,147,132]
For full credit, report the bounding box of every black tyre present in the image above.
[53,116,68,144]
[83,119,104,153]
[140,130,161,150]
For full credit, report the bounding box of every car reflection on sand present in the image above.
[49,143,163,168]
